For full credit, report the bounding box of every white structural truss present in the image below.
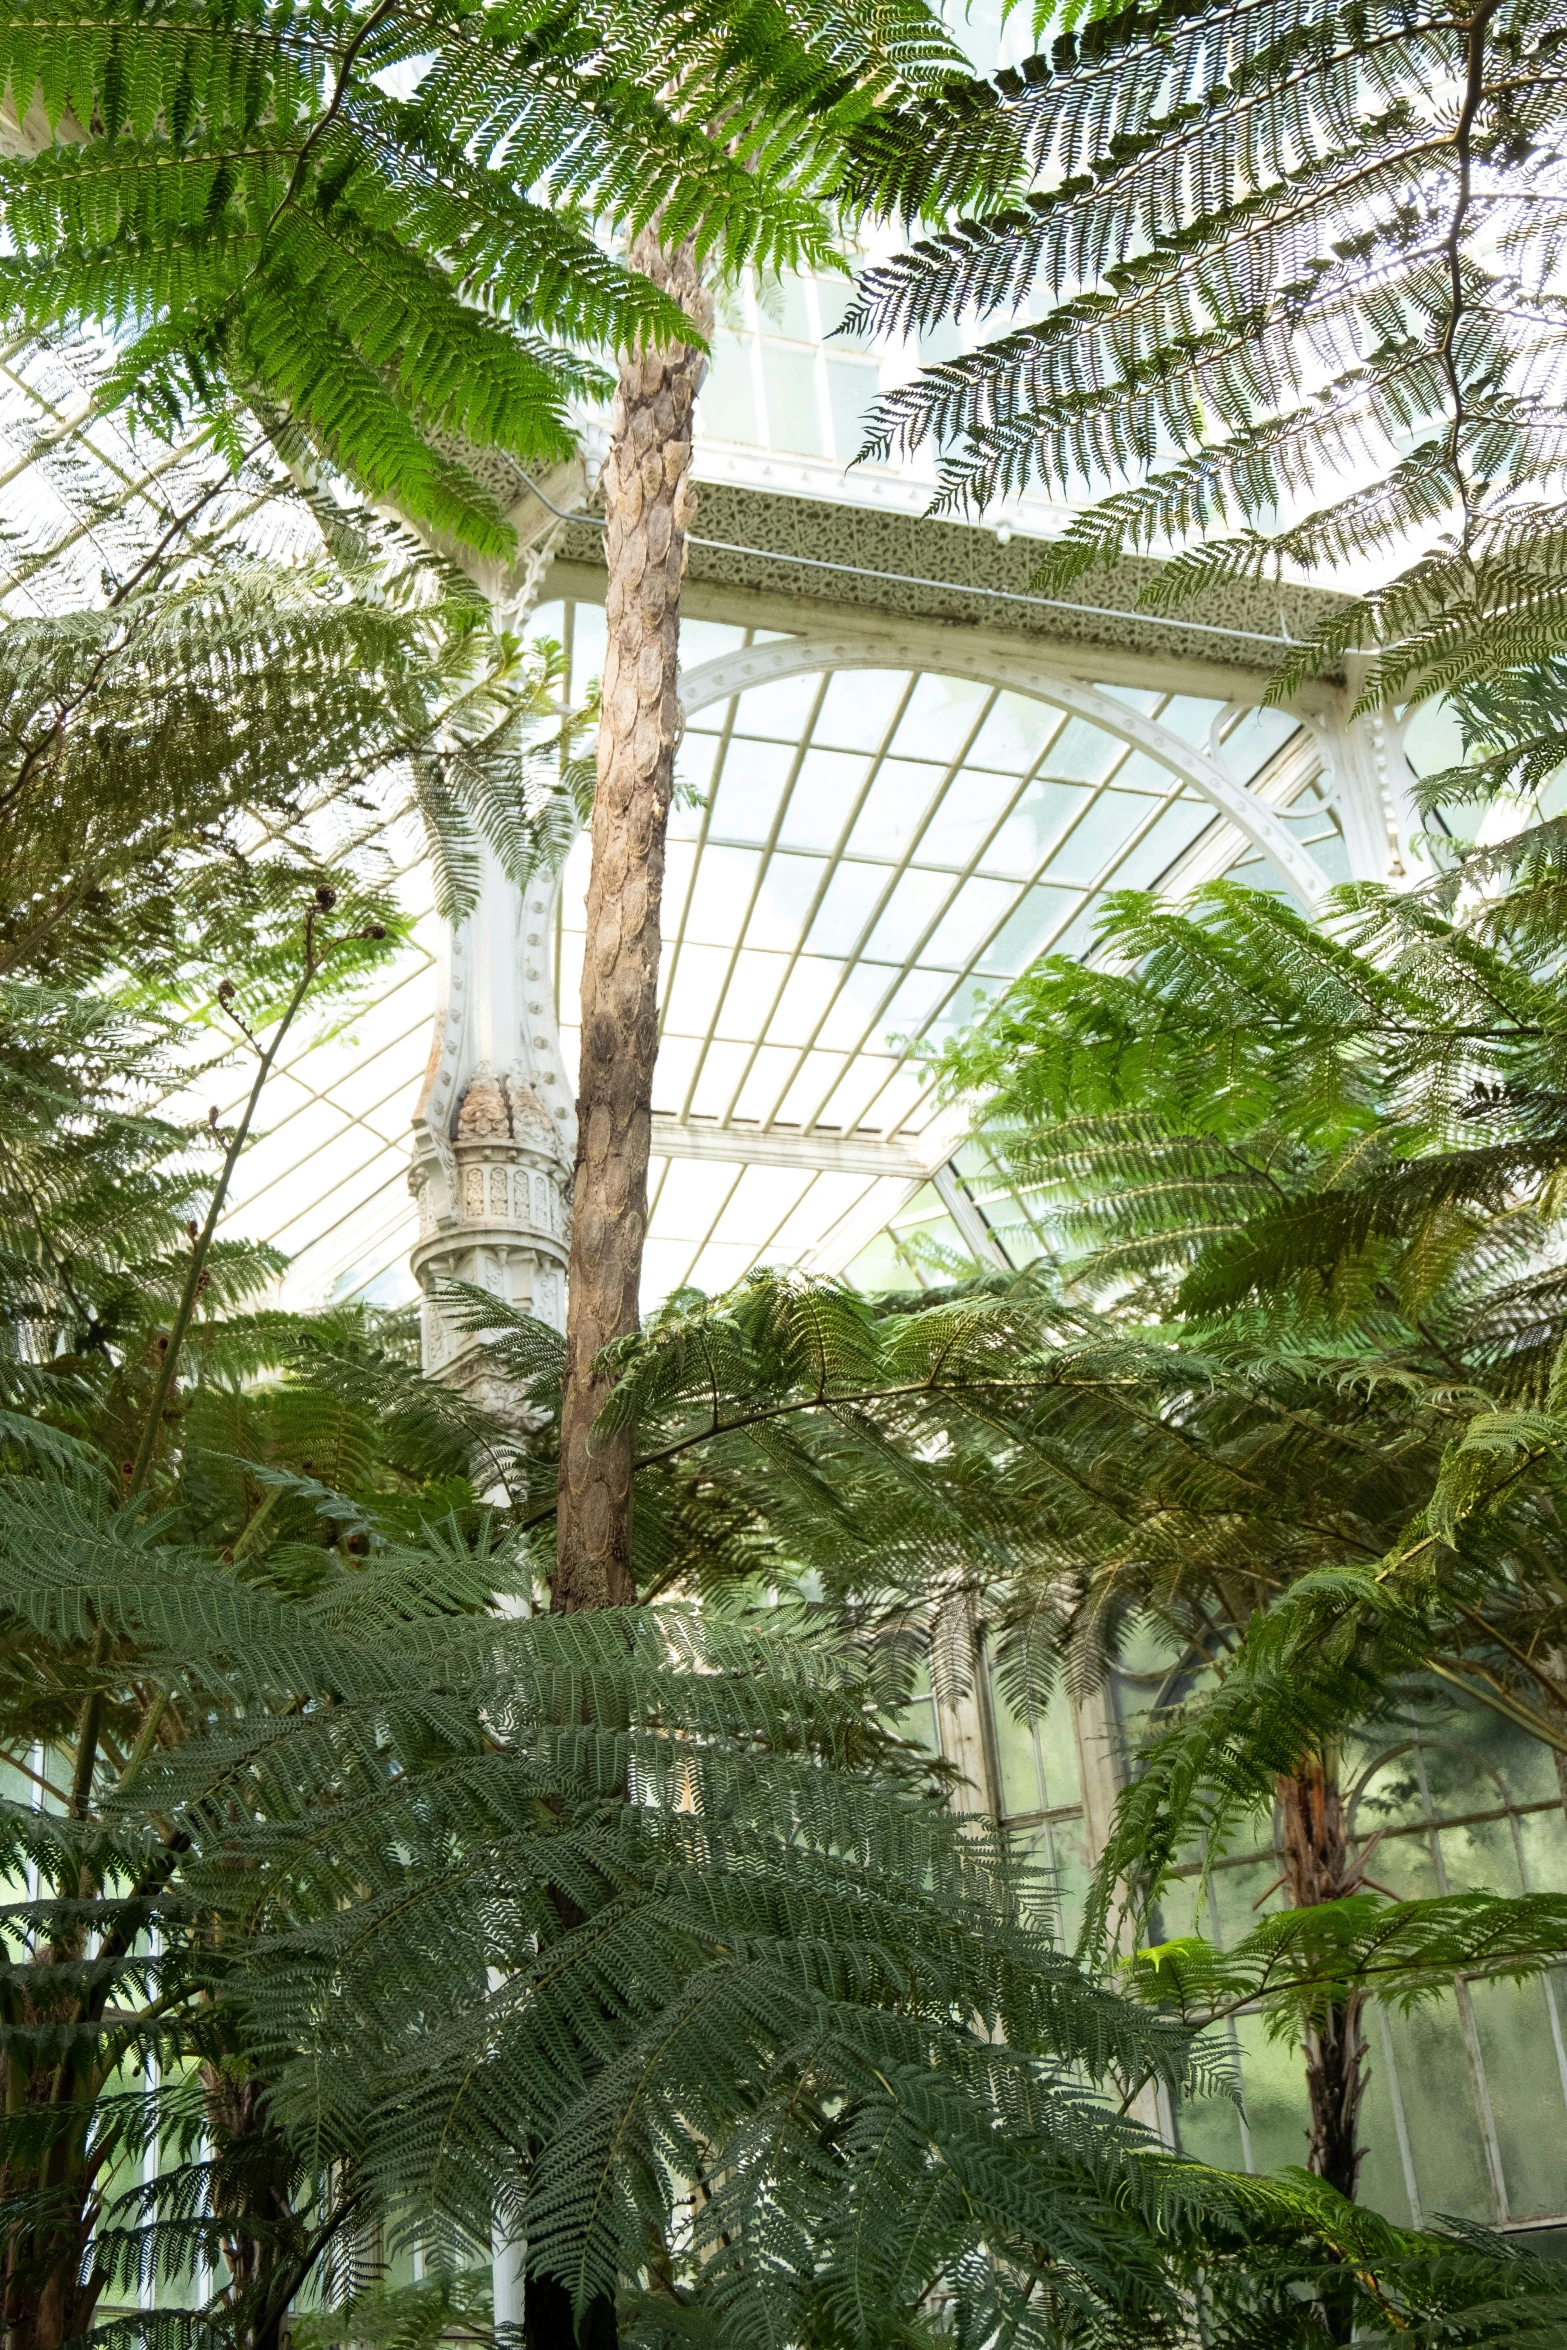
[512,574,1414,1305]
[679,628,1335,906]
[199,563,1414,1314]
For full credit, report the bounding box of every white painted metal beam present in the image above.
[650,1113,928,1179]
[680,629,1333,909]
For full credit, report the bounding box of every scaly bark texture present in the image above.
[555,232,712,1615]
[1,1941,106,2350]
[201,2062,308,2350]
[1277,1752,1369,2215]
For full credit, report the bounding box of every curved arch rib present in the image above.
[679,629,1332,910]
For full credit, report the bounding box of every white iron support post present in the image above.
[409,842,577,1399]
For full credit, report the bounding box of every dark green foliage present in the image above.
[292,2272,495,2350]
[14,1486,1541,2350]
[464,1267,1094,1609]
[151,1596,1199,2346]
[10,894,1545,2347]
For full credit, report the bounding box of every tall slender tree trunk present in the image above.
[554,230,711,1617]
[537,231,710,2350]
[1277,1748,1369,2225]
[2,2101,103,2350]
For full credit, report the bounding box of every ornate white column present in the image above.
[405,442,592,1393]
[408,838,577,1399]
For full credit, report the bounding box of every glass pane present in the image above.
[807,861,891,955]
[853,758,949,858]
[1229,2010,1313,2175]
[1387,1997,1497,2219]
[1043,719,1127,782]
[1222,706,1299,781]
[976,885,1075,976]
[1116,802,1213,890]
[919,876,1017,968]
[985,781,1092,876]
[1049,1810,1094,1952]
[1048,794,1156,887]
[894,1695,941,1755]
[813,668,911,752]
[1469,1975,1567,2219]
[1036,1693,1083,1813]
[781,747,874,851]
[815,275,873,348]
[683,846,762,944]
[699,335,758,444]
[1177,2064,1250,2172]
[734,674,818,739]
[1359,2014,1419,2224]
[967,692,1067,772]
[762,346,824,454]
[766,955,847,1043]
[890,673,995,764]
[750,853,831,949]
[992,1690,1045,1817]
[756,272,814,340]
[708,740,798,843]
[918,770,1022,868]
[826,357,880,459]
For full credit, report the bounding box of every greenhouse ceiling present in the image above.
[0,320,1360,1319]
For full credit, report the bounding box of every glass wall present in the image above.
[1161,1700,1567,2230]
[955,1659,1567,2233]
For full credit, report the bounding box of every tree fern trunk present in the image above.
[1277,1751,1369,2214]
[523,2271,618,2350]
[545,233,711,2347]
[555,233,711,1615]
[3,1963,104,2350]
[200,2062,304,2350]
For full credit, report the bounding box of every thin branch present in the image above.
[126,900,357,1498]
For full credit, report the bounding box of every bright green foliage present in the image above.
[871,865,1567,2208]
[850,0,1567,710]
[0,0,987,551]
[937,875,1567,1343]
[925,872,1567,1727]
[1131,1889,1567,2027]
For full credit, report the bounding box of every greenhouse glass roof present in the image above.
[0,321,1357,1317]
